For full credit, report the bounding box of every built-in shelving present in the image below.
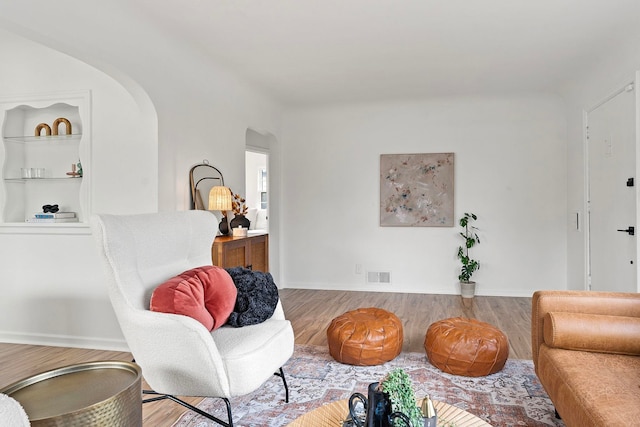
[0,91,91,233]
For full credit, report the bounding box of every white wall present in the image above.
[561,35,640,290]
[0,25,284,350]
[281,95,568,297]
[0,30,155,349]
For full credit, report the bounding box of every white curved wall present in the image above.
[0,21,283,349]
[0,30,156,349]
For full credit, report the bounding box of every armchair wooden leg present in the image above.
[143,390,233,427]
[274,367,290,403]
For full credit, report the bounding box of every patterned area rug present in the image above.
[172,344,564,427]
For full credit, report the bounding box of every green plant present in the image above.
[457,212,480,283]
[379,368,422,427]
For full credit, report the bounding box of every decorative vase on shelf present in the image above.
[218,217,229,235]
[230,214,250,230]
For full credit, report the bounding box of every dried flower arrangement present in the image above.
[231,192,248,216]
[219,191,248,218]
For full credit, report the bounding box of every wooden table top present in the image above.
[287,398,492,427]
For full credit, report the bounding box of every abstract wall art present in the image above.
[380,153,454,227]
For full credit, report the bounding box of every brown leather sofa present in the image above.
[532,290,640,427]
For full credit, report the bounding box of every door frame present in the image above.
[245,147,269,214]
[245,127,282,285]
[583,72,640,292]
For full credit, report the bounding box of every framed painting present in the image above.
[380,153,454,227]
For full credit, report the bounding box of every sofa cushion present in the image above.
[537,345,640,427]
[150,265,237,331]
[543,312,640,356]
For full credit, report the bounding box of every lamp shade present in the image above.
[209,186,232,211]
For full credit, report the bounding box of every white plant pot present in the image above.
[460,281,476,298]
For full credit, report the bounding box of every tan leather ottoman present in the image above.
[327,307,403,365]
[425,317,508,377]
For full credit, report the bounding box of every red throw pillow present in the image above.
[150,266,237,331]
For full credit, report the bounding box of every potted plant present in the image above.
[349,369,437,426]
[457,212,480,298]
[379,368,423,427]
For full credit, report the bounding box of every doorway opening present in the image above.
[245,149,268,231]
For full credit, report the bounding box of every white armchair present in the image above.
[91,211,294,426]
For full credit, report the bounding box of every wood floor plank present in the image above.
[0,289,532,426]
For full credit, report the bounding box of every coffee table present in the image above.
[287,398,492,427]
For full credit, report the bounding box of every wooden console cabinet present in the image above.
[211,232,269,272]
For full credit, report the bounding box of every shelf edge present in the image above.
[0,222,91,235]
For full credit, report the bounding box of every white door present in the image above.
[588,83,637,292]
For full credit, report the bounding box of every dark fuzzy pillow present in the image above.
[225,267,279,327]
[150,266,237,331]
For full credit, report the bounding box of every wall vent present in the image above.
[367,271,391,283]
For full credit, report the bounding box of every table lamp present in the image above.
[209,186,233,234]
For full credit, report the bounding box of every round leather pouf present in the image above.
[424,317,509,377]
[327,307,403,366]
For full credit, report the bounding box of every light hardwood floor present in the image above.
[281,289,532,359]
[0,289,532,426]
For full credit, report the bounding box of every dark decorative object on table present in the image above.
[348,382,410,427]
[230,214,250,230]
[42,204,59,213]
[218,217,229,235]
[224,267,279,327]
[348,368,430,427]
[217,190,251,233]
[229,192,250,230]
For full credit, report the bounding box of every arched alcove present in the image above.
[0,28,159,349]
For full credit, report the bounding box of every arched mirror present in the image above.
[189,160,225,210]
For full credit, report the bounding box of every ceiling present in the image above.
[125,0,640,105]
[4,0,640,106]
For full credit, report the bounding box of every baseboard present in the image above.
[0,331,129,352]
[280,281,538,298]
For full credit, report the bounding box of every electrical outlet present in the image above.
[355,264,362,274]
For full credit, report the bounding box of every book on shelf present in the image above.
[33,212,76,219]
[26,217,79,223]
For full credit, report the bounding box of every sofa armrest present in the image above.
[544,312,640,355]
[531,290,640,368]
